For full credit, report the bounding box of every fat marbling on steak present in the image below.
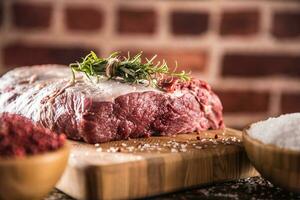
[0,65,224,144]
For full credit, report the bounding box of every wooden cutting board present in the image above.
[56,128,258,200]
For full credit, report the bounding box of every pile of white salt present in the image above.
[248,113,300,151]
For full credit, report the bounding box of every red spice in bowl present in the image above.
[0,113,65,158]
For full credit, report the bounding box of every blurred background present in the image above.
[0,0,299,129]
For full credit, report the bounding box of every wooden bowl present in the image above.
[243,128,300,192]
[0,144,70,200]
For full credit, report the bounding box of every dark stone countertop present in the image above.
[45,176,300,200]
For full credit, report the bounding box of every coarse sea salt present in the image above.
[248,113,300,151]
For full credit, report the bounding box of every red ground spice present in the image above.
[0,113,66,158]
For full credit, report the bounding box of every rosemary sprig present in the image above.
[69,51,191,87]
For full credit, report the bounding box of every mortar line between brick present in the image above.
[2,30,300,51]
[96,0,115,56]
[260,2,272,41]
[207,1,222,84]
[214,79,300,92]
[157,1,169,41]
[52,1,63,36]
[268,89,281,116]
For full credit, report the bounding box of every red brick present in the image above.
[3,43,96,67]
[171,11,209,35]
[65,7,103,31]
[272,11,300,39]
[220,10,260,36]
[117,8,156,34]
[222,53,300,78]
[145,51,207,72]
[12,2,52,29]
[281,93,300,114]
[215,90,270,113]
[116,49,207,72]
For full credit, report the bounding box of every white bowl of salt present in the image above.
[243,113,300,193]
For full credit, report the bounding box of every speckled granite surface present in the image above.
[45,176,300,200]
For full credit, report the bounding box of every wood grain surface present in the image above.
[0,144,70,200]
[243,129,300,193]
[57,128,258,200]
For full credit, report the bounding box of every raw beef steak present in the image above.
[0,65,224,143]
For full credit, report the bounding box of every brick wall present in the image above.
[0,0,300,129]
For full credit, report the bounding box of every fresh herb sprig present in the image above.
[69,51,190,87]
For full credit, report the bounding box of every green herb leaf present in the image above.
[69,51,191,88]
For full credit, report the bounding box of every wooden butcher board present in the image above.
[56,128,258,200]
